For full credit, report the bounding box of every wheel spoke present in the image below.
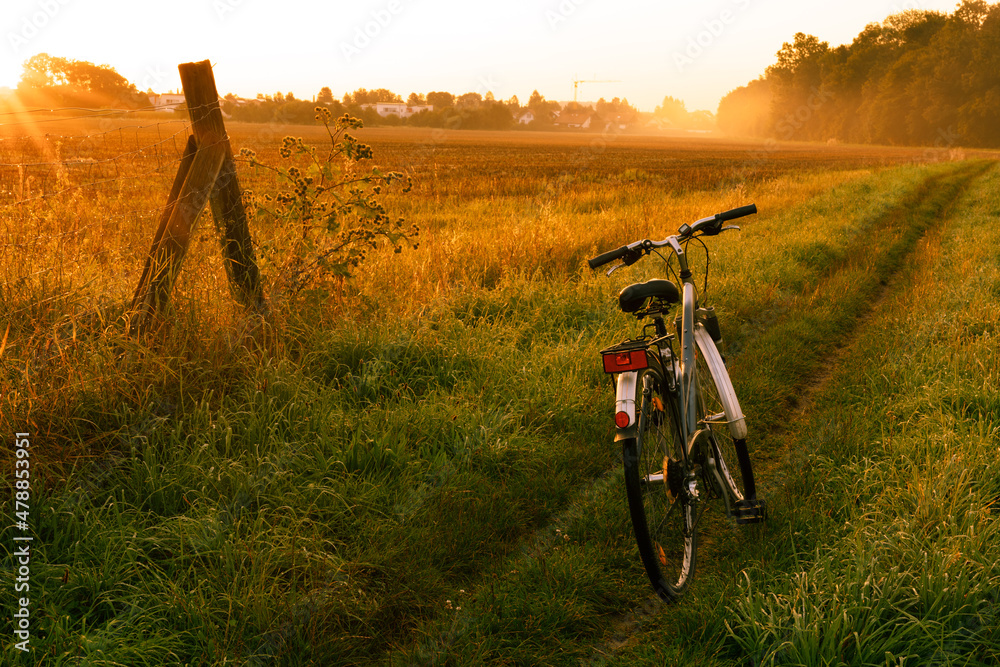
[623,367,698,600]
[695,337,760,518]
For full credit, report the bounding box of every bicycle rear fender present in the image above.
[614,370,638,441]
[693,325,747,439]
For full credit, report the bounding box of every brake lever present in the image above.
[721,225,741,233]
[605,247,645,276]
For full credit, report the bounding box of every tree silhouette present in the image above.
[317,86,335,104]
[17,53,145,107]
[717,1,1000,147]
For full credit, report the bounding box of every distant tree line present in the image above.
[653,95,715,131]
[222,87,638,131]
[12,54,708,133]
[221,87,521,130]
[718,0,1000,147]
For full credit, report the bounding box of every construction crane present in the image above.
[572,78,621,103]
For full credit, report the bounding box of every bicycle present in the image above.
[588,203,766,601]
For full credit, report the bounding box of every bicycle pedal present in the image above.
[732,499,766,524]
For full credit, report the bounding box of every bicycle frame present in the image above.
[612,236,697,443]
[596,203,763,600]
[610,236,748,511]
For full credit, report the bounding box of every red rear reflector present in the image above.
[615,411,631,428]
[602,348,648,374]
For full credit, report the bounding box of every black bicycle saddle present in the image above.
[618,279,680,313]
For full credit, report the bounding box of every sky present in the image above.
[1,0,967,113]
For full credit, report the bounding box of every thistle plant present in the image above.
[237,108,417,296]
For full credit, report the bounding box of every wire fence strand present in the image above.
[0,101,218,126]
[0,112,240,331]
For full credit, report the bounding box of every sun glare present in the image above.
[0,60,21,90]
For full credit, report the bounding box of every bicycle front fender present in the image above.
[613,370,638,442]
[694,325,747,439]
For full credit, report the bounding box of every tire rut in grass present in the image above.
[580,159,994,665]
[391,161,994,665]
[748,159,991,484]
[735,161,990,434]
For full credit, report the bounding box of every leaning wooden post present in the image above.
[178,60,267,315]
[130,135,197,316]
[131,135,226,334]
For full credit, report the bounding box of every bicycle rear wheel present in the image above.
[694,331,764,523]
[622,367,696,600]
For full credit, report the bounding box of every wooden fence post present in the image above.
[130,60,267,336]
[130,135,197,319]
[178,60,267,315]
[130,135,226,334]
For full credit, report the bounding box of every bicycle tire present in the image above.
[622,367,697,600]
[693,330,760,515]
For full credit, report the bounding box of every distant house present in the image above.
[224,95,254,107]
[645,117,672,132]
[553,110,597,129]
[361,102,433,118]
[148,92,186,111]
[604,111,637,131]
[516,109,535,124]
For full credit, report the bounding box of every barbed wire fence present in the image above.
[1,69,284,438]
[0,107,195,326]
[2,84,274,337]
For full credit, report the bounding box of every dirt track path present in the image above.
[579,159,991,665]
[390,161,993,666]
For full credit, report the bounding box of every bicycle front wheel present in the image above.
[694,329,762,522]
[622,367,696,600]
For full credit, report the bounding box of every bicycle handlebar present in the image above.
[719,203,757,222]
[685,203,758,237]
[588,203,757,269]
[588,245,630,269]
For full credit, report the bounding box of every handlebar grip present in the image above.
[718,203,757,222]
[588,245,629,269]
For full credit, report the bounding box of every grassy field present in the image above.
[1,118,998,664]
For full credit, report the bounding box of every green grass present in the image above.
[2,132,999,664]
[387,160,1000,666]
[718,162,1000,666]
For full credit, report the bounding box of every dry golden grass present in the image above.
[0,116,972,336]
[0,113,984,438]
